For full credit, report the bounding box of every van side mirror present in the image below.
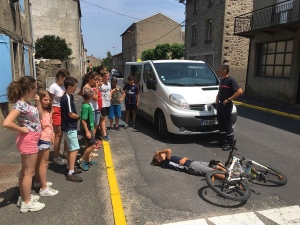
[147,78,157,90]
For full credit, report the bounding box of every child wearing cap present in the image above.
[109,77,125,131]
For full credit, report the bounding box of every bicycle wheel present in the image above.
[206,170,251,202]
[251,165,287,186]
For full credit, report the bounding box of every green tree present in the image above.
[153,43,171,60]
[35,35,73,61]
[141,49,155,61]
[170,43,184,59]
[101,51,112,71]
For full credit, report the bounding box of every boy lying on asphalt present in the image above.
[151,149,226,176]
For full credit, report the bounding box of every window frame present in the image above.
[192,25,197,46]
[193,0,198,14]
[206,19,213,41]
[256,40,293,78]
[143,64,155,84]
[208,0,213,7]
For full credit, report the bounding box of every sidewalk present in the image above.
[235,95,300,118]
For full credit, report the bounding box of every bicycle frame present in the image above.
[227,156,245,182]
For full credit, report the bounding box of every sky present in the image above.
[80,0,186,59]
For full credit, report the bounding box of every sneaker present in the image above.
[115,126,120,131]
[132,123,136,129]
[109,126,114,131]
[66,173,83,182]
[53,157,66,165]
[222,143,233,151]
[124,124,128,129]
[39,187,59,197]
[17,194,40,208]
[77,159,89,171]
[87,160,98,166]
[20,200,45,213]
[65,168,82,176]
[33,181,53,189]
[103,135,111,141]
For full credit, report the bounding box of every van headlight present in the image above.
[169,94,190,110]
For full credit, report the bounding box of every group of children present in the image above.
[2,67,139,213]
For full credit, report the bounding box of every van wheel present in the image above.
[158,112,169,138]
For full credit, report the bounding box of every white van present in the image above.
[123,60,237,138]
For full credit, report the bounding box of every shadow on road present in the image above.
[0,187,18,209]
[237,106,300,135]
[198,186,247,208]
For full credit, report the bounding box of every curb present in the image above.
[102,141,127,225]
[233,101,300,120]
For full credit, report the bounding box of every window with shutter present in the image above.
[23,46,30,76]
[19,0,25,13]
[0,35,13,103]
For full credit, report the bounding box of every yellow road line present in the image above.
[102,141,127,225]
[233,101,300,120]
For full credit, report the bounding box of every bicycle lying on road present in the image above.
[205,140,287,201]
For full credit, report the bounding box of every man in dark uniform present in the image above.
[216,62,243,151]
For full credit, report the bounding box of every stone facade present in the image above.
[121,13,183,65]
[35,59,67,89]
[30,0,85,78]
[185,0,253,89]
[0,0,34,125]
[112,53,123,73]
[86,55,102,68]
[236,0,300,104]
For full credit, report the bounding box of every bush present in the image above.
[35,35,73,61]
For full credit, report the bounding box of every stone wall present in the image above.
[30,0,84,79]
[185,0,226,72]
[35,59,66,89]
[222,0,253,90]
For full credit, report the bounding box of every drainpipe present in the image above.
[28,0,36,79]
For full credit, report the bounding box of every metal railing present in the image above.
[234,0,300,34]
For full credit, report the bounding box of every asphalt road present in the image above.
[109,100,300,224]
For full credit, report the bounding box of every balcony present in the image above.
[234,0,300,37]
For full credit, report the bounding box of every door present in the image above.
[140,63,156,120]
[0,35,13,103]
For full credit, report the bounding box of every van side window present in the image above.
[130,65,142,84]
[143,64,155,83]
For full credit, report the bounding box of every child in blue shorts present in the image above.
[60,77,83,182]
[109,76,125,131]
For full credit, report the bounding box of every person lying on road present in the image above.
[151,149,227,177]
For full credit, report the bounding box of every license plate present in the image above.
[201,120,218,125]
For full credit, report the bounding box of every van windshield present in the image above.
[153,62,219,86]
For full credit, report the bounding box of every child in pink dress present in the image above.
[34,89,59,196]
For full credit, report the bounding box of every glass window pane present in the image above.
[275,54,284,65]
[283,66,291,78]
[276,41,285,52]
[268,42,276,53]
[274,66,283,77]
[259,54,266,65]
[285,53,292,65]
[286,40,293,52]
[260,43,268,54]
[265,66,273,76]
[257,66,265,76]
[266,54,275,64]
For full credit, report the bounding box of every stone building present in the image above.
[30,0,86,78]
[112,53,123,73]
[86,55,102,68]
[234,0,300,104]
[0,0,34,124]
[185,0,253,90]
[121,13,183,65]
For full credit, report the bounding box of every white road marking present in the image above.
[208,212,264,225]
[162,205,300,225]
[162,219,208,225]
[257,205,300,225]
